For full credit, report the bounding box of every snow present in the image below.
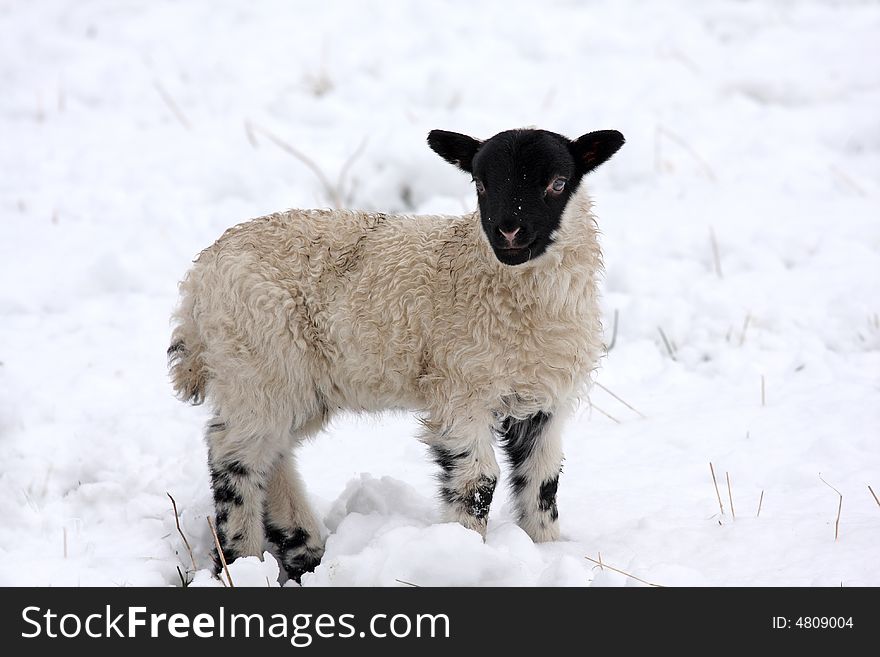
[191,551,282,589]
[1,0,878,587]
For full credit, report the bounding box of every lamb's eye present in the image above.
[475,179,486,194]
[551,178,566,192]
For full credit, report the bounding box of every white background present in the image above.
[1,0,878,586]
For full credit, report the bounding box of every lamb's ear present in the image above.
[427,130,481,174]
[570,130,625,176]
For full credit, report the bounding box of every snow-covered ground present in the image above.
[1,0,878,587]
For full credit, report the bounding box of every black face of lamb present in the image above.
[427,127,625,266]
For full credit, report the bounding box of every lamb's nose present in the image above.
[500,227,520,245]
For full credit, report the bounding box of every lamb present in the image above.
[168,127,624,581]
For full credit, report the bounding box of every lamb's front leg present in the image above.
[425,419,500,537]
[499,410,565,542]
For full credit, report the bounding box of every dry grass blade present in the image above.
[247,122,339,207]
[726,471,736,520]
[757,490,764,518]
[739,313,751,346]
[176,566,190,588]
[653,125,663,173]
[590,402,621,425]
[395,579,420,587]
[819,473,843,541]
[585,555,663,587]
[167,492,197,572]
[207,516,234,587]
[335,136,369,205]
[244,119,259,148]
[709,227,723,278]
[154,81,191,131]
[709,462,724,515]
[869,485,880,509]
[657,327,677,361]
[606,309,619,352]
[594,381,646,419]
[829,164,866,197]
[657,125,717,181]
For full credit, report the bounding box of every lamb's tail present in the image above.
[167,325,207,405]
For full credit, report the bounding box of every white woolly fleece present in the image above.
[170,182,604,440]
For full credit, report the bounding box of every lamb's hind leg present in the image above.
[426,417,500,537]
[206,418,276,573]
[499,410,565,542]
[263,450,324,583]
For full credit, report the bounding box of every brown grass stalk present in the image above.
[154,81,192,131]
[709,462,724,516]
[590,403,621,425]
[739,314,751,346]
[249,123,338,206]
[819,473,843,541]
[594,381,646,419]
[709,227,723,278]
[726,471,736,520]
[246,122,368,209]
[606,309,619,352]
[244,119,259,148]
[657,327,677,361]
[585,555,663,587]
[335,136,369,204]
[656,125,717,181]
[829,164,866,197]
[167,492,197,572]
[207,516,234,587]
[869,485,880,509]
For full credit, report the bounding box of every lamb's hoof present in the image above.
[521,519,560,543]
[211,546,240,577]
[283,547,324,584]
[265,523,325,583]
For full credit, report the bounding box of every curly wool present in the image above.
[169,183,603,440]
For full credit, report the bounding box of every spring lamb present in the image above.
[169,127,624,581]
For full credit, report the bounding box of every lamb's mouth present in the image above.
[498,238,534,252]
[494,240,536,264]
